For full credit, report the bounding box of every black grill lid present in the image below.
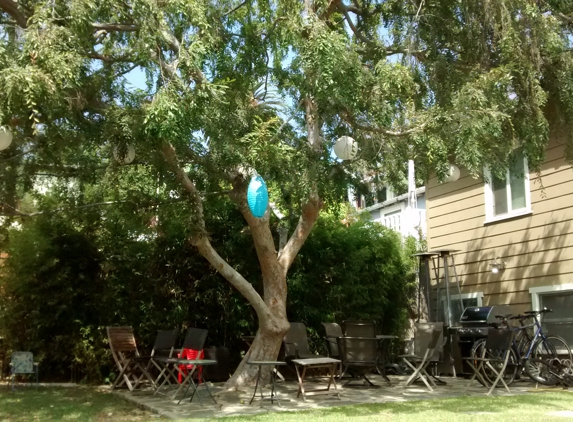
[459,305,512,325]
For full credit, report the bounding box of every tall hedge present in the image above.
[0,211,416,382]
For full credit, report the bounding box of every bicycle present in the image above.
[470,308,572,387]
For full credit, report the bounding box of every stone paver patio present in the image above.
[114,374,553,419]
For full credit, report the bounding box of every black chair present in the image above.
[463,328,514,395]
[342,320,377,338]
[322,322,342,358]
[337,336,380,387]
[283,323,323,360]
[138,328,179,388]
[154,328,209,395]
[400,327,442,391]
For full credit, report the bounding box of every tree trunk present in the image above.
[225,300,290,389]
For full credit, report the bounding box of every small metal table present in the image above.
[247,361,287,406]
[162,358,218,405]
[291,357,341,402]
[376,335,398,383]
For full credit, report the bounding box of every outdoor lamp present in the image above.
[334,136,358,160]
[491,257,506,274]
[0,127,13,151]
[444,164,460,183]
[247,175,269,218]
[113,145,135,164]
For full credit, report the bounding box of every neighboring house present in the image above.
[425,116,573,346]
[351,185,427,238]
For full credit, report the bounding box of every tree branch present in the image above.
[277,197,321,271]
[0,0,28,27]
[161,145,276,325]
[92,23,139,32]
[278,98,323,271]
[340,111,426,136]
[223,0,247,17]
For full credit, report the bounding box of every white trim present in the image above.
[441,292,484,306]
[365,187,425,212]
[484,209,533,224]
[483,150,532,224]
[529,284,573,311]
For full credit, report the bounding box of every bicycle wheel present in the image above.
[525,335,572,385]
[470,338,518,387]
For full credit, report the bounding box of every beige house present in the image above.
[425,116,573,346]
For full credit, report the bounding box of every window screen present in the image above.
[540,292,573,348]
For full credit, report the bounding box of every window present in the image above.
[440,292,484,325]
[530,284,573,348]
[484,148,531,223]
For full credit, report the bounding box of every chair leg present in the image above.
[485,361,510,395]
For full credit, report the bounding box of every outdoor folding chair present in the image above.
[9,352,39,391]
[156,328,216,405]
[283,322,324,360]
[463,328,514,396]
[400,327,442,392]
[337,336,380,387]
[322,322,342,358]
[107,326,155,391]
[139,328,179,389]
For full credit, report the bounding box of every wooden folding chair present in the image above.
[106,326,155,391]
[400,328,442,392]
[463,328,514,395]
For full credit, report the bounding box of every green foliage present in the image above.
[0,212,415,381]
[287,216,417,351]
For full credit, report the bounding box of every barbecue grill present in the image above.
[454,305,512,375]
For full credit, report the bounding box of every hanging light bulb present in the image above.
[0,127,13,151]
[113,145,135,164]
[444,164,460,183]
[333,136,358,160]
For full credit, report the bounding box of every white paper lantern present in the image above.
[444,164,460,183]
[113,145,136,164]
[333,136,358,160]
[0,127,13,151]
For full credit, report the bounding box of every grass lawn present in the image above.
[0,386,160,421]
[220,391,573,422]
[1,387,573,421]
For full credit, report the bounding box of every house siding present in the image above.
[426,122,573,314]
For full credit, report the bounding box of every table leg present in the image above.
[270,366,281,407]
[376,340,392,384]
[176,366,198,405]
[249,365,262,405]
[295,365,307,402]
[192,368,217,405]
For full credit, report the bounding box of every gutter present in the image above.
[364,186,425,212]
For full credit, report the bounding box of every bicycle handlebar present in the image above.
[523,307,553,316]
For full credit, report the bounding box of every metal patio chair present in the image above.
[342,320,377,338]
[283,322,323,360]
[322,322,343,359]
[337,336,380,387]
[9,352,39,391]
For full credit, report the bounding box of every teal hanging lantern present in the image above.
[247,175,269,218]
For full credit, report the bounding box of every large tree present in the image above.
[1,0,572,387]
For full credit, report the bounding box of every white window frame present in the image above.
[529,284,573,312]
[483,151,532,224]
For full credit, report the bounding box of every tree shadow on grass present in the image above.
[0,386,156,421]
